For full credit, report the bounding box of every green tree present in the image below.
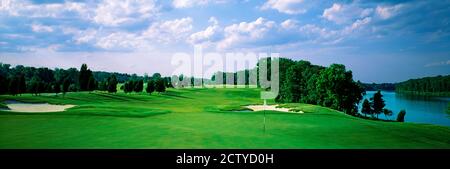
[79,64,94,91]
[134,80,144,92]
[87,75,96,92]
[123,80,135,93]
[54,82,61,95]
[98,80,107,91]
[146,79,155,94]
[18,74,26,95]
[0,74,8,95]
[29,75,41,96]
[164,77,173,88]
[155,78,166,93]
[371,90,385,119]
[397,110,406,122]
[38,81,47,94]
[8,76,18,96]
[361,99,372,117]
[62,78,70,96]
[383,108,393,120]
[152,73,161,79]
[315,64,364,115]
[283,62,304,102]
[107,75,118,93]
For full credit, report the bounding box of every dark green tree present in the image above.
[397,110,406,122]
[37,81,46,94]
[134,80,144,92]
[146,79,155,94]
[123,80,135,93]
[8,76,18,96]
[18,74,26,95]
[107,75,118,93]
[371,90,385,119]
[98,80,107,91]
[87,75,96,92]
[283,63,303,102]
[62,78,70,96]
[164,77,173,88]
[155,78,166,93]
[78,64,94,91]
[0,74,8,95]
[315,64,364,115]
[29,75,41,96]
[361,99,372,117]
[383,108,393,120]
[54,82,61,95]
[152,73,161,80]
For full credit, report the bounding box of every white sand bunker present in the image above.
[245,104,304,114]
[3,100,75,113]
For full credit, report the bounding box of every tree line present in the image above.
[0,63,169,96]
[361,83,395,91]
[396,75,450,96]
[121,73,171,94]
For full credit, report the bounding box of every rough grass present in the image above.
[0,88,449,149]
[0,102,8,109]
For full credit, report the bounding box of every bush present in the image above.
[397,110,406,122]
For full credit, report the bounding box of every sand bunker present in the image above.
[3,100,75,113]
[245,104,304,114]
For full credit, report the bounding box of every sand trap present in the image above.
[245,104,304,113]
[3,100,75,113]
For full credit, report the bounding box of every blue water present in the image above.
[358,91,450,127]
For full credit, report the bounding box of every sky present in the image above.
[0,0,449,83]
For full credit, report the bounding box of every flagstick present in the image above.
[263,99,266,133]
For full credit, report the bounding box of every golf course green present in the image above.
[1,87,449,148]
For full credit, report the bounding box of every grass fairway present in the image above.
[0,88,449,148]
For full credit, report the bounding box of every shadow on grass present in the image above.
[0,108,171,118]
[91,92,149,102]
[160,92,192,99]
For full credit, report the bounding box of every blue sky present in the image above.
[0,0,449,83]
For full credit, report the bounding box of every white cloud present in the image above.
[65,28,154,50]
[95,32,150,50]
[172,0,208,8]
[296,16,371,45]
[62,27,98,44]
[31,23,54,33]
[281,19,299,29]
[188,17,222,44]
[342,17,372,34]
[322,3,373,24]
[217,17,275,49]
[376,4,403,20]
[424,60,450,67]
[0,0,160,26]
[0,0,87,18]
[93,0,160,26]
[143,17,193,43]
[298,24,340,43]
[60,17,194,50]
[172,0,230,8]
[261,0,307,14]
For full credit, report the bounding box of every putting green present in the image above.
[0,88,449,148]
